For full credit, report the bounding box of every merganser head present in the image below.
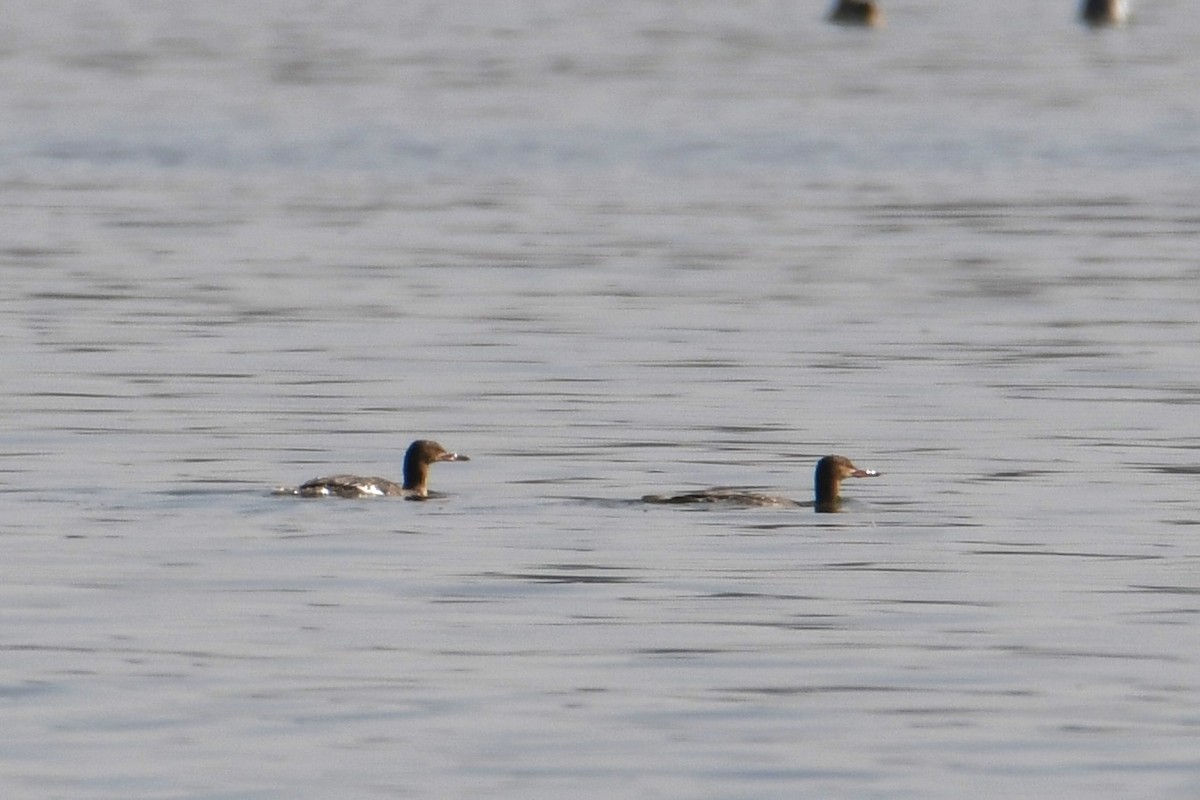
[814,455,879,513]
[402,439,469,496]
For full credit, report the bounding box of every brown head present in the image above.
[402,439,469,496]
[1080,0,1127,26]
[814,455,879,513]
[829,0,883,27]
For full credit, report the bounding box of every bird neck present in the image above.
[403,458,429,494]
[814,466,842,513]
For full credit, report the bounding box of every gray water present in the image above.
[3,2,1200,798]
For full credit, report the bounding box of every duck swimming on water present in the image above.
[828,0,883,27]
[1080,0,1128,25]
[643,454,879,513]
[279,439,469,499]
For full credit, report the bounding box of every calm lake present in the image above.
[2,1,1199,798]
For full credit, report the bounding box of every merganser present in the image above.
[642,454,879,513]
[828,0,883,27]
[279,439,468,499]
[1081,0,1128,25]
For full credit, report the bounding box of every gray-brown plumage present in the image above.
[282,440,469,499]
[643,454,879,513]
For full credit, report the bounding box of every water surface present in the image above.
[2,2,1200,798]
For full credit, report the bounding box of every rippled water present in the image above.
[3,2,1200,798]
